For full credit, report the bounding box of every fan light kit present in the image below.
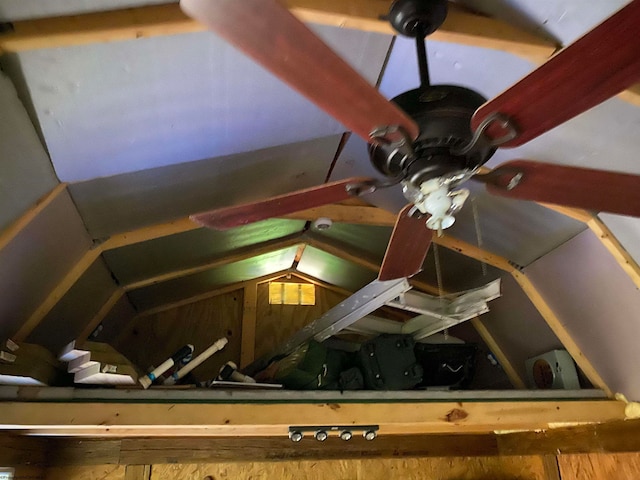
[185,0,640,281]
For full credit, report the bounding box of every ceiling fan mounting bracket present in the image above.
[388,0,448,38]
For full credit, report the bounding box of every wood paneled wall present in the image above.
[35,455,640,480]
[113,290,244,382]
[254,282,347,359]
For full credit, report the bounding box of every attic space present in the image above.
[0,0,639,402]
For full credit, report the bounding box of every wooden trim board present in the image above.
[0,399,625,437]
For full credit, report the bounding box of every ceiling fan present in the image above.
[182,0,640,281]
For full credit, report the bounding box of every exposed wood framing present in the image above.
[0,1,554,61]
[587,216,640,290]
[536,203,594,223]
[240,282,258,368]
[75,288,124,344]
[618,83,640,107]
[12,247,102,342]
[434,234,514,272]
[10,419,640,465]
[511,270,612,396]
[100,218,199,251]
[123,234,304,290]
[0,399,624,437]
[304,234,441,295]
[136,270,292,317]
[305,234,381,271]
[282,204,397,226]
[0,183,66,252]
[1,2,638,105]
[470,317,527,389]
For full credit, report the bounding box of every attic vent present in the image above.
[269,282,315,306]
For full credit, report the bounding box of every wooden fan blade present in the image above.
[472,0,640,147]
[481,160,640,217]
[191,177,375,230]
[180,0,419,143]
[378,205,433,281]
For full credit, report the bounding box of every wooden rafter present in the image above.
[586,216,640,290]
[0,399,625,437]
[100,217,199,251]
[123,233,304,290]
[511,270,612,396]
[0,1,554,61]
[12,247,103,342]
[1,2,639,104]
[0,183,66,252]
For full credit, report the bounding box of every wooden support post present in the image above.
[511,270,612,396]
[240,282,258,369]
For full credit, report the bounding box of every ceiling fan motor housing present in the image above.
[369,85,496,188]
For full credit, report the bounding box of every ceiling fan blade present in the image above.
[480,160,640,217]
[180,0,419,144]
[378,205,433,281]
[472,0,640,147]
[191,177,375,230]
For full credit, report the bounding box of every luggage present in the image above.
[358,334,423,390]
[414,343,477,389]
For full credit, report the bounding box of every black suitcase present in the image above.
[414,343,477,389]
[358,334,423,390]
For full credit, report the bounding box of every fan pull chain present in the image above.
[432,242,448,340]
[471,198,488,277]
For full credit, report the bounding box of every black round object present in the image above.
[388,0,448,37]
[369,84,496,187]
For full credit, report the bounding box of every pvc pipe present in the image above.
[139,344,194,389]
[163,337,228,385]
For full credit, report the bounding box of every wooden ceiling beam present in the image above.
[0,1,554,61]
[2,2,639,104]
[0,399,625,437]
[287,0,555,62]
[123,233,304,291]
[100,217,199,251]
